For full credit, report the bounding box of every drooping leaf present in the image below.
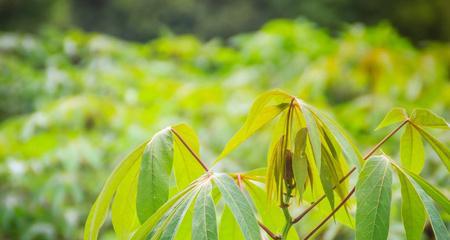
[414,125,450,171]
[375,108,408,130]
[356,156,393,240]
[400,124,424,173]
[404,169,450,214]
[408,176,449,239]
[320,147,335,209]
[192,183,218,240]
[392,165,426,240]
[111,159,141,239]
[297,101,321,169]
[266,135,285,201]
[214,173,261,240]
[137,128,174,223]
[219,207,244,240]
[84,141,148,240]
[171,124,205,190]
[215,89,291,162]
[293,128,308,199]
[411,109,449,129]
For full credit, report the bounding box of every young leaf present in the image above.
[320,147,335,209]
[411,109,449,129]
[192,183,218,240]
[356,156,393,240]
[393,165,426,240]
[171,124,204,190]
[400,124,424,173]
[84,141,148,240]
[293,128,308,199]
[214,173,261,240]
[111,160,141,239]
[413,125,450,171]
[215,89,291,162]
[298,102,321,169]
[137,128,174,223]
[375,108,408,130]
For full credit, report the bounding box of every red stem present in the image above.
[170,128,209,171]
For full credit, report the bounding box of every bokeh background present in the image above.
[0,0,449,239]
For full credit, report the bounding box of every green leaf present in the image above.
[192,183,218,240]
[409,175,449,240]
[137,128,174,223]
[298,101,321,169]
[172,124,205,190]
[320,147,335,209]
[375,108,408,130]
[393,165,426,240]
[214,173,261,240]
[219,207,244,240]
[356,156,393,240]
[404,169,450,214]
[84,140,148,240]
[293,128,308,199]
[414,125,450,171]
[400,124,424,173]
[215,89,291,162]
[111,159,141,239]
[411,109,449,129]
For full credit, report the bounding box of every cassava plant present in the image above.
[84,89,449,240]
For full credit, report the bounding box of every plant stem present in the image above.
[170,128,209,171]
[298,119,409,237]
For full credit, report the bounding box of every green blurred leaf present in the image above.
[375,108,408,130]
[219,207,244,240]
[400,124,424,173]
[298,101,321,169]
[414,125,450,171]
[215,89,291,162]
[356,156,392,240]
[84,141,148,240]
[411,109,449,129]
[214,173,260,240]
[393,165,426,240]
[192,183,217,240]
[137,128,173,223]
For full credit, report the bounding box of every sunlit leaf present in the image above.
[375,108,408,130]
[219,207,244,240]
[413,125,450,171]
[411,109,449,129]
[215,89,291,162]
[84,141,148,240]
[400,124,424,173]
[392,165,426,240]
[293,128,308,199]
[356,156,392,240]
[137,128,173,223]
[214,173,261,240]
[171,124,204,190]
[298,101,321,169]
[192,183,218,240]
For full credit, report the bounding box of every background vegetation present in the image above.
[0,1,449,239]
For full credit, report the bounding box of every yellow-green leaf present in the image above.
[414,125,450,171]
[293,128,308,199]
[375,108,408,130]
[215,89,291,162]
[219,207,244,240]
[411,109,449,129]
[400,124,424,173]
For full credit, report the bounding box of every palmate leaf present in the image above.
[375,108,408,130]
[192,183,218,240]
[215,89,292,162]
[137,128,174,222]
[214,173,261,240]
[400,124,424,173]
[355,156,393,240]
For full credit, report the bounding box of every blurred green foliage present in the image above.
[0,19,449,239]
